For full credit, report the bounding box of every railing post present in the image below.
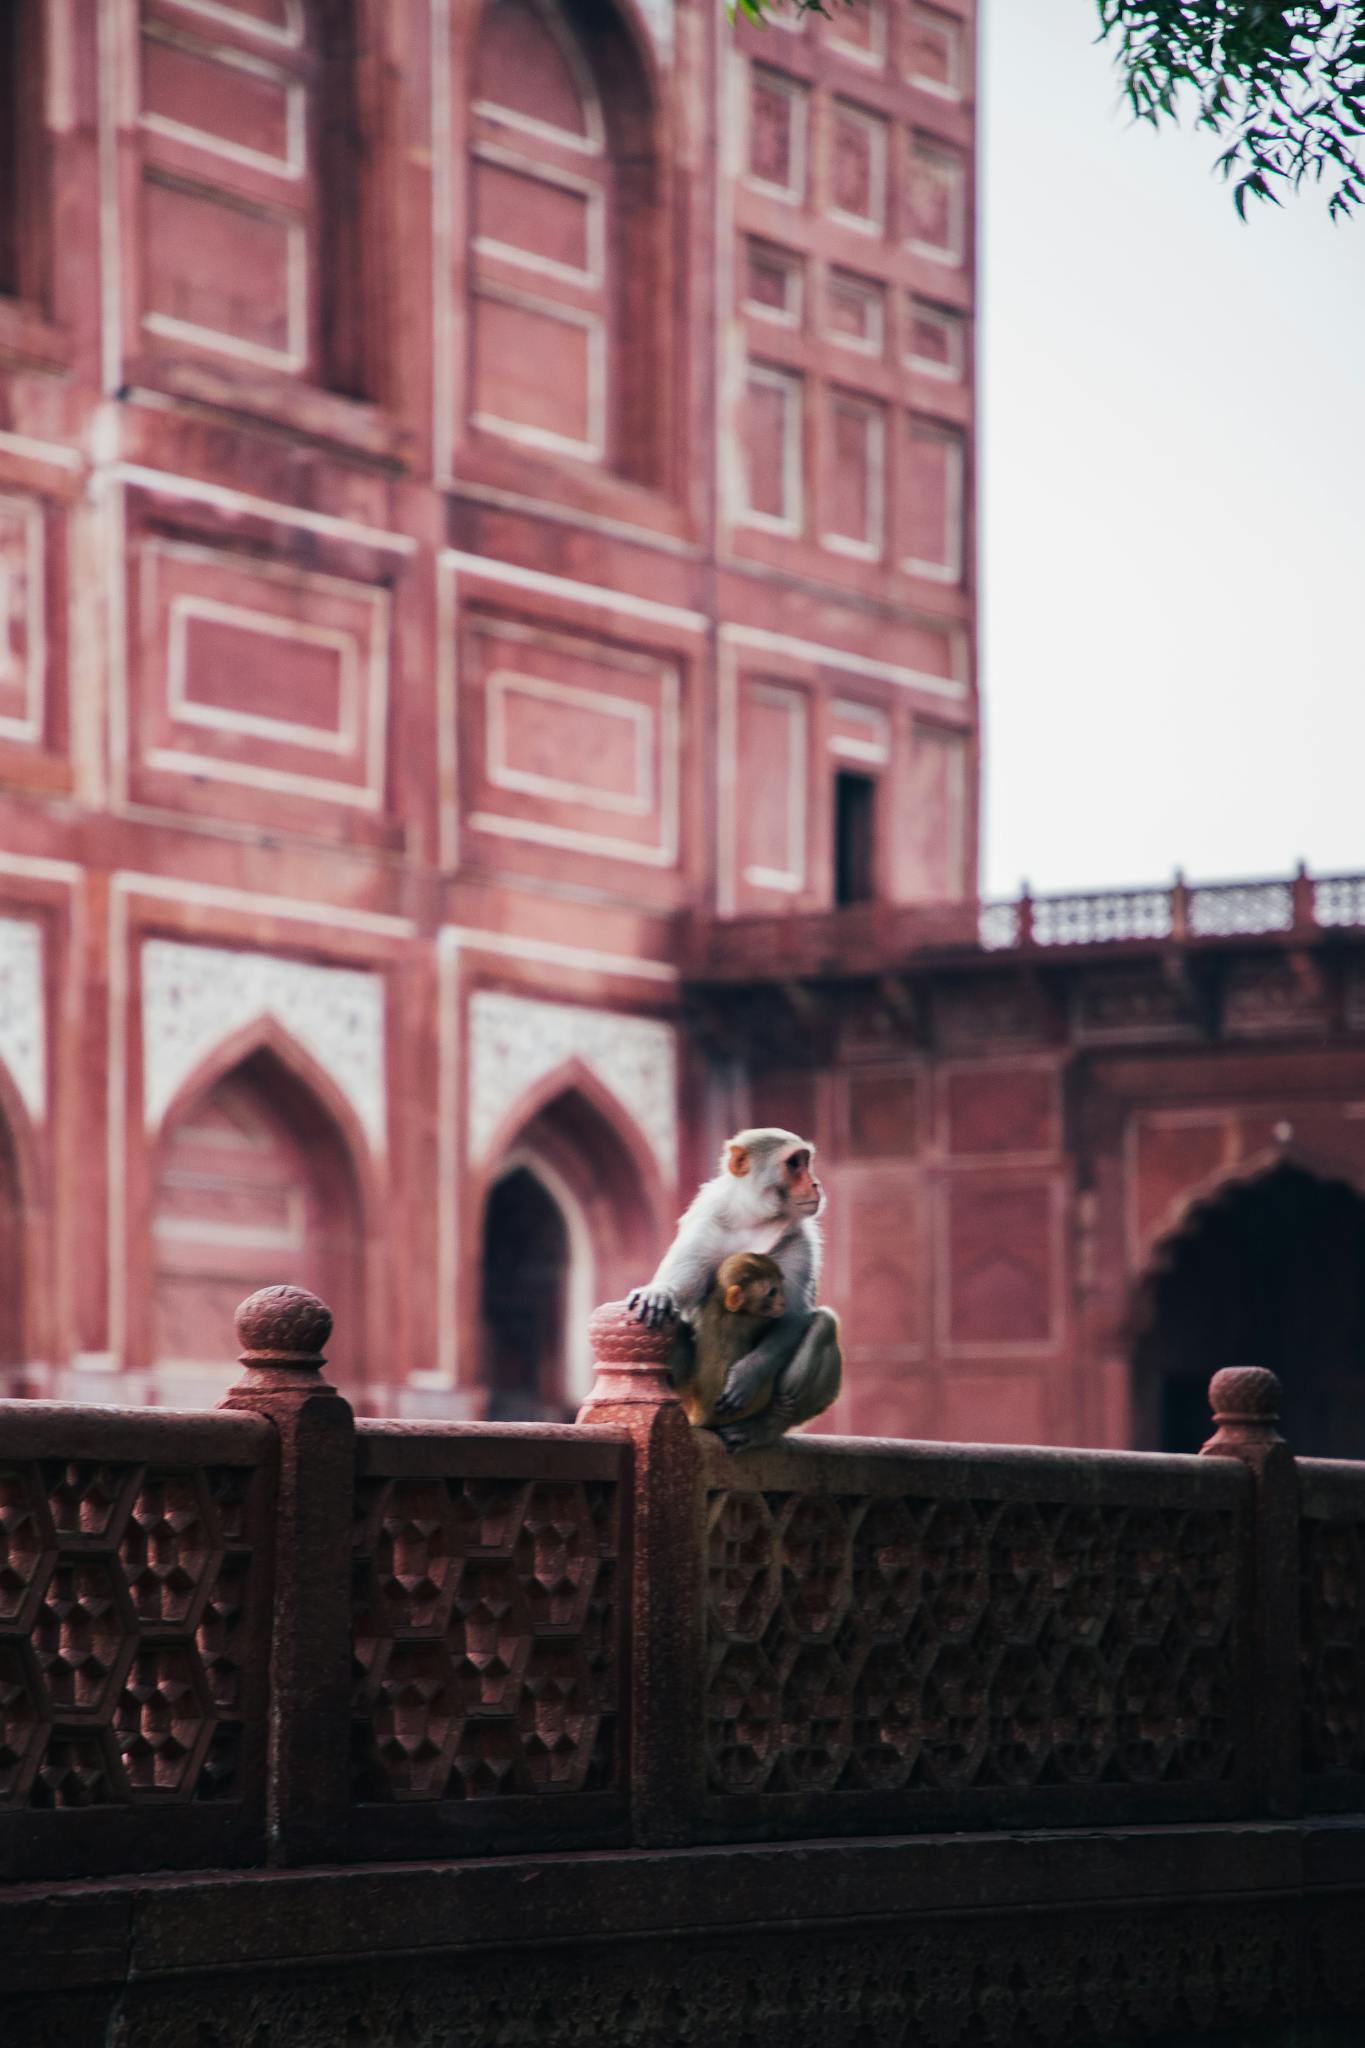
[220,1285,355,1865]
[1171,867,1190,943]
[1018,879,1035,947]
[1292,858,1314,936]
[578,1302,703,1848]
[1200,1365,1301,1818]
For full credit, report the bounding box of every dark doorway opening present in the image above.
[0,0,43,304]
[834,771,876,907]
[1129,1160,1365,1457]
[480,1165,570,1419]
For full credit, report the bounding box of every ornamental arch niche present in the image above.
[477,1071,663,1419]
[1127,1156,1365,1459]
[462,0,668,485]
[146,1032,368,1404]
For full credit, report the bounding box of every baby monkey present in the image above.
[670,1251,786,1441]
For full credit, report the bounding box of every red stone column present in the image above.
[578,1303,704,1848]
[1201,1365,1302,1818]
[220,1285,355,1866]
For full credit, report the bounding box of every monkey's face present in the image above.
[724,1130,824,1221]
[726,1276,785,1319]
[752,1276,786,1319]
[780,1146,822,1218]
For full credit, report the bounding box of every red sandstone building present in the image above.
[1,0,1361,1454]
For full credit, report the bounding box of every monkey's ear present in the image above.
[724,1283,745,1312]
[725,1142,750,1177]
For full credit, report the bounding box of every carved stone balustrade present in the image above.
[3,1293,1365,2045]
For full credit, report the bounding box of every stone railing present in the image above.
[0,1293,1360,1884]
[685,864,1365,983]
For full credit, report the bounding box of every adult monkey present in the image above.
[628,1127,842,1451]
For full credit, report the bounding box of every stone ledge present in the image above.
[4,1817,1364,1995]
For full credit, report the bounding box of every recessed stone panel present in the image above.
[906,136,965,261]
[945,1179,1056,1348]
[907,5,964,96]
[748,66,806,198]
[738,679,806,893]
[897,725,966,900]
[0,494,43,743]
[945,1066,1058,1157]
[462,615,679,868]
[750,1067,819,1142]
[143,175,302,368]
[825,0,885,66]
[132,537,390,816]
[844,1173,923,1346]
[846,1070,918,1158]
[471,291,600,456]
[828,101,887,230]
[142,34,297,173]
[744,240,804,326]
[743,367,802,529]
[826,270,884,353]
[822,393,883,557]
[473,155,594,277]
[907,297,964,379]
[905,419,964,581]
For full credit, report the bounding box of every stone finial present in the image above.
[1201,1365,1284,1456]
[234,1285,334,1386]
[579,1301,676,1415]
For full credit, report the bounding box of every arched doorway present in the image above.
[480,1165,571,1419]
[152,1048,364,1400]
[477,1077,661,1420]
[1129,1160,1365,1457]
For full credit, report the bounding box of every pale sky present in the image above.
[978,0,1365,898]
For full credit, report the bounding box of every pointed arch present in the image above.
[473,1057,666,1416]
[140,1016,377,1401]
[1127,1153,1365,1458]
[479,1051,669,1233]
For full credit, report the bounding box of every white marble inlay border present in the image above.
[469,988,676,1183]
[142,938,385,1149]
[0,918,45,1120]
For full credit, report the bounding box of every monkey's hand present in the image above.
[711,1344,774,1420]
[712,1310,802,1417]
[627,1284,678,1329]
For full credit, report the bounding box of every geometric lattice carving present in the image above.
[705,1489,1241,1799]
[352,1474,620,1802]
[1301,1513,1365,1779]
[0,1459,260,1807]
